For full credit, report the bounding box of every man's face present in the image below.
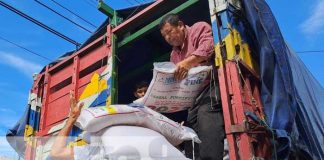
[160,22,186,47]
[134,87,148,98]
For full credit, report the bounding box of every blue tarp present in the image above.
[6,105,30,157]
[242,0,324,159]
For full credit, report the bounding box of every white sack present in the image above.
[139,62,212,113]
[75,105,200,146]
[75,105,144,132]
[100,126,189,160]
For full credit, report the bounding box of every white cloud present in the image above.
[300,0,324,35]
[0,52,42,78]
[0,136,20,159]
[0,108,16,114]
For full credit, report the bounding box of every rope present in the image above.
[233,55,278,160]
[192,138,195,160]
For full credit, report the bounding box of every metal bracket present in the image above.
[213,0,241,13]
[230,121,248,133]
[229,0,241,10]
[98,1,123,26]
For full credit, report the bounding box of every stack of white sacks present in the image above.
[75,105,200,159]
[74,62,212,159]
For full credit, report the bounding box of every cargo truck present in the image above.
[7,0,323,159]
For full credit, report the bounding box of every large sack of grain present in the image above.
[75,104,144,132]
[75,104,201,146]
[100,126,190,160]
[136,62,211,113]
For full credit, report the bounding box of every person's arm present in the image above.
[174,55,208,80]
[175,22,214,80]
[50,92,84,160]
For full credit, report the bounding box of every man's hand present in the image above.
[68,91,84,124]
[50,91,84,159]
[174,55,208,81]
[175,60,191,81]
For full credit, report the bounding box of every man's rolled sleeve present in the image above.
[191,22,214,58]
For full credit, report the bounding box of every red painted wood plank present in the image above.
[45,94,70,126]
[79,46,108,71]
[48,35,106,73]
[39,66,50,131]
[218,64,239,160]
[228,62,253,159]
[48,84,72,103]
[78,66,107,88]
[49,65,73,88]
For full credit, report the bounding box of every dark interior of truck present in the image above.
[116,0,212,104]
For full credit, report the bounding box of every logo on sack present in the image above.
[157,76,176,85]
[184,77,203,86]
[183,72,207,86]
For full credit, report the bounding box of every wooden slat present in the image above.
[48,84,72,103]
[49,65,73,88]
[39,66,50,131]
[36,119,66,136]
[78,67,107,88]
[48,35,106,73]
[79,46,108,71]
[45,94,70,126]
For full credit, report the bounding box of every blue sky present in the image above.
[0,0,323,158]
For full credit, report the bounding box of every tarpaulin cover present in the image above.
[242,0,324,159]
[6,105,30,157]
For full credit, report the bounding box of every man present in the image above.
[160,13,225,160]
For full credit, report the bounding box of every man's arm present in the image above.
[50,92,84,160]
[174,54,208,80]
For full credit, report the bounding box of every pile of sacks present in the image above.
[75,104,200,159]
[73,62,213,159]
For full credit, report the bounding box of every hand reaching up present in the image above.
[68,91,84,124]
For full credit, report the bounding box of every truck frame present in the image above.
[23,0,272,159]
